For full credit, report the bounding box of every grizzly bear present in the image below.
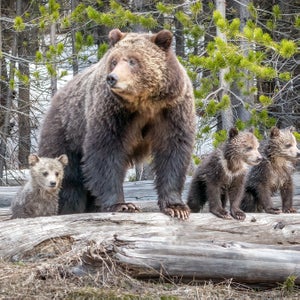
[187,128,262,220]
[241,126,300,214]
[11,154,68,218]
[38,29,196,219]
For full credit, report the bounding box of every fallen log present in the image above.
[0,211,299,285]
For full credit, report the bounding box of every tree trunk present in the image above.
[71,0,79,76]
[0,2,18,184]
[174,0,184,57]
[50,22,57,96]
[0,212,299,285]
[216,0,233,130]
[229,0,253,123]
[18,54,31,168]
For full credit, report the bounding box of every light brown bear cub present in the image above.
[11,154,68,218]
[187,128,262,220]
[241,126,300,214]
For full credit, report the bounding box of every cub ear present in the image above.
[151,30,173,51]
[28,154,39,167]
[57,154,68,166]
[288,126,296,132]
[229,127,239,139]
[109,29,125,47]
[270,126,280,138]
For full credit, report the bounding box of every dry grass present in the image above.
[0,237,299,300]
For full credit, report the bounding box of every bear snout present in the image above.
[106,73,118,87]
[255,156,263,163]
[50,181,57,187]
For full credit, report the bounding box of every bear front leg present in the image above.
[153,128,193,220]
[207,184,232,219]
[228,175,246,220]
[280,177,297,213]
[256,183,281,214]
[82,129,140,213]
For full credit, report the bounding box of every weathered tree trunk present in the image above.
[0,2,17,184]
[71,0,79,76]
[0,212,299,285]
[229,0,253,123]
[215,0,233,131]
[50,22,57,96]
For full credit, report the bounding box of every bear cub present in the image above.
[241,126,300,214]
[11,154,68,218]
[187,128,262,220]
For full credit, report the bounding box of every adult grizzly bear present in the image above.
[38,29,196,219]
[187,128,262,220]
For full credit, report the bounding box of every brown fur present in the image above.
[241,126,300,213]
[38,29,196,219]
[11,154,68,218]
[187,128,262,220]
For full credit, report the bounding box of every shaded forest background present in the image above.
[0,0,299,184]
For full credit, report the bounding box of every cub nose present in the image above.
[256,156,263,163]
[106,73,118,87]
[50,181,56,187]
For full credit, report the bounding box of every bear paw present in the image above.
[265,207,281,214]
[282,207,297,213]
[108,203,141,213]
[210,208,232,220]
[231,208,246,221]
[163,204,190,220]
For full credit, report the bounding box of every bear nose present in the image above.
[106,73,118,87]
[50,181,56,187]
[256,156,263,163]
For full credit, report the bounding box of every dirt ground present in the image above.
[0,249,299,300]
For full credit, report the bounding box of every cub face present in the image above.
[270,127,300,160]
[29,154,68,192]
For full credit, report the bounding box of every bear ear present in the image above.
[57,154,68,166]
[28,154,39,166]
[229,127,239,139]
[109,29,125,47]
[248,127,254,133]
[152,30,173,51]
[270,126,280,138]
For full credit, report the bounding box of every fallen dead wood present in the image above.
[0,212,299,284]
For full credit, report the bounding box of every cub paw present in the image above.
[108,203,141,213]
[265,207,281,214]
[283,207,297,213]
[210,208,232,220]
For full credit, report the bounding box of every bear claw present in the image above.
[163,205,190,220]
[108,203,141,213]
[283,207,297,213]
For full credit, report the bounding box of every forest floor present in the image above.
[0,256,300,299]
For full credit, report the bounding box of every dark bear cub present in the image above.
[187,128,262,220]
[241,126,300,214]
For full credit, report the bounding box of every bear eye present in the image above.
[128,58,137,67]
[110,59,118,69]
[245,146,253,152]
[285,143,292,148]
[55,172,59,177]
[42,171,49,177]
